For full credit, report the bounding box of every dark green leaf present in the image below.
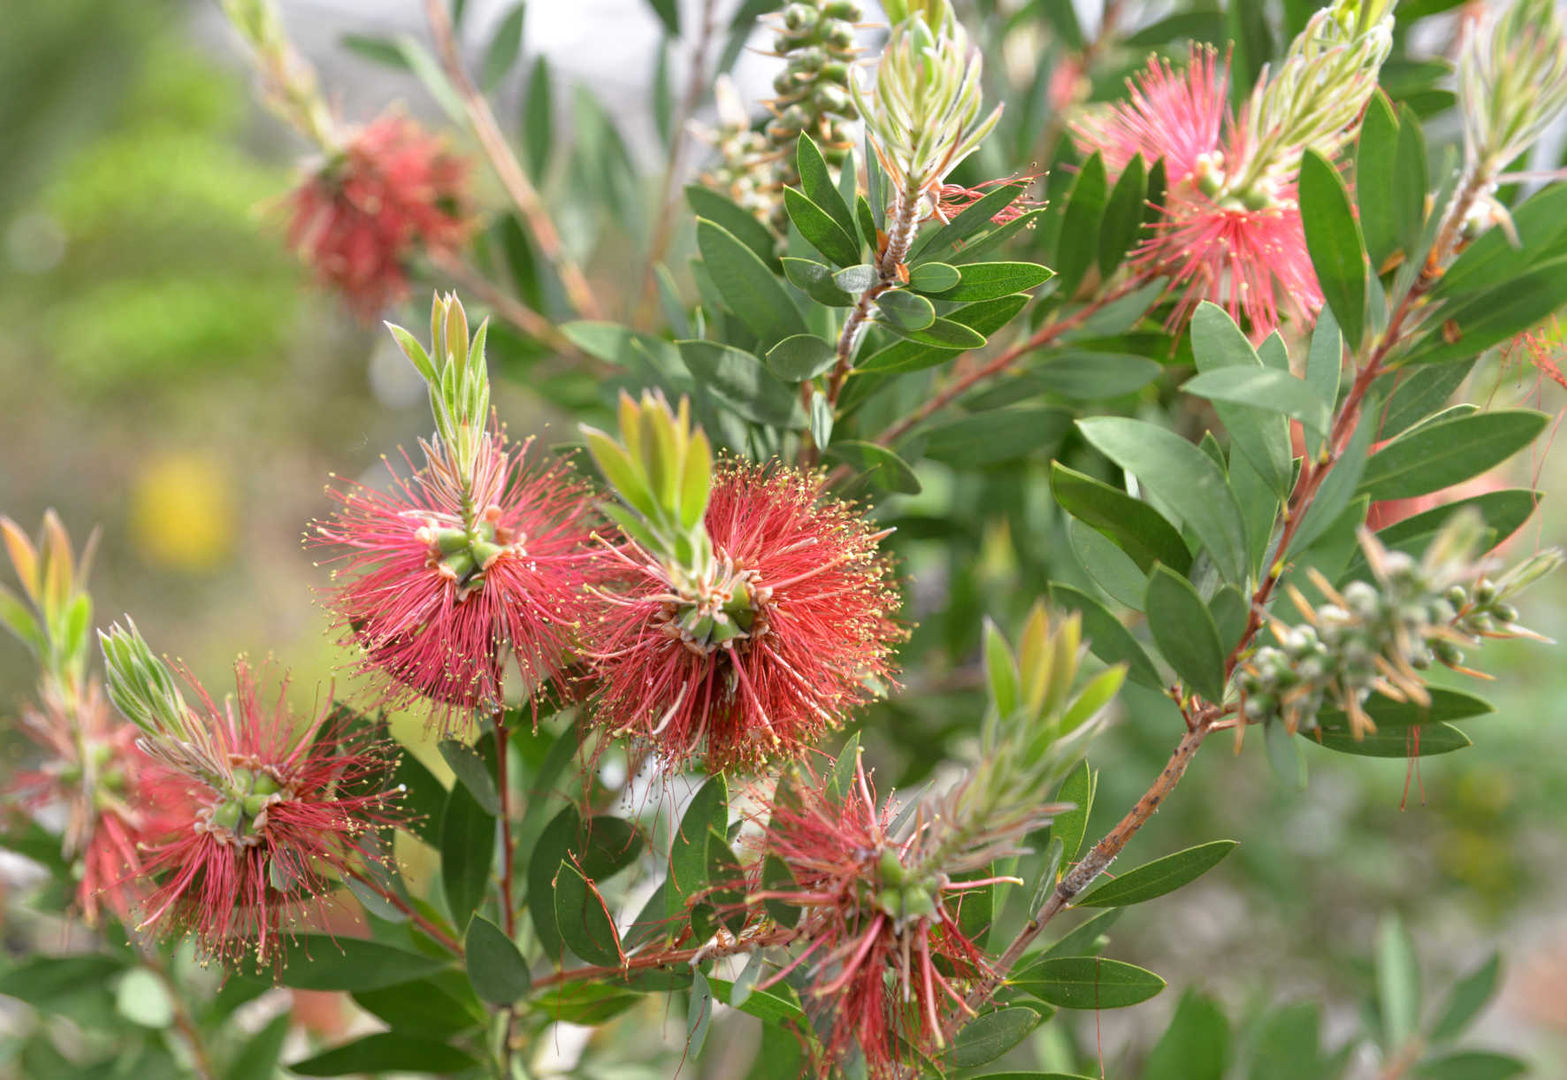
[784,188,860,268]
[1437,183,1567,297]
[796,135,857,242]
[1431,953,1502,1043]
[1318,687,1493,733]
[1050,463,1192,574]
[909,262,961,292]
[1357,409,1548,499]
[1053,760,1094,866]
[1013,956,1165,1009]
[223,1012,290,1080]
[1393,104,1429,257]
[766,334,838,381]
[781,257,855,305]
[678,340,806,428]
[881,315,987,348]
[1043,908,1122,960]
[1189,301,1293,494]
[0,955,125,1010]
[1144,566,1227,701]
[1300,149,1368,344]
[1048,584,1162,688]
[437,738,499,816]
[1031,351,1161,399]
[391,745,447,846]
[876,288,937,331]
[688,186,780,271]
[949,1008,1041,1068]
[923,407,1072,467]
[709,976,808,1023]
[826,441,922,494]
[932,261,1055,302]
[555,862,624,966]
[1414,1053,1528,1080]
[522,59,553,182]
[1305,307,1343,455]
[352,973,483,1039]
[1055,153,1108,296]
[1362,489,1539,568]
[529,804,579,962]
[1303,721,1472,757]
[1182,366,1332,438]
[1144,990,1229,1080]
[1408,259,1567,366]
[1100,154,1148,277]
[857,295,1028,375]
[465,915,530,1004]
[695,219,807,346]
[440,781,495,925]
[668,775,728,914]
[288,1034,477,1077]
[525,981,642,1023]
[644,0,678,36]
[277,937,448,992]
[1357,91,1401,270]
[910,182,1030,264]
[480,3,526,91]
[1077,840,1237,907]
[1077,417,1249,582]
[1068,518,1147,610]
[1247,1003,1328,1080]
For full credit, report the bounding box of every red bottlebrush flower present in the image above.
[933,175,1042,226]
[753,759,998,1079]
[1134,173,1324,335]
[135,661,400,966]
[1072,46,1229,185]
[9,682,177,925]
[315,430,601,722]
[286,110,471,318]
[585,463,901,771]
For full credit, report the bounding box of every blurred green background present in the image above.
[2,0,1566,1076]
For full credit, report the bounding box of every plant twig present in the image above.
[423,0,603,321]
[495,720,517,937]
[528,924,801,991]
[346,867,464,954]
[426,249,577,355]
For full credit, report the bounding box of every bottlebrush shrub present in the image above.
[5,1,1567,1079]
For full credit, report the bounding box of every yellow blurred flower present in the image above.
[129,454,234,571]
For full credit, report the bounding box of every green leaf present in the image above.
[525,982,642,1024]
[1144,990,1229,1080]
[1414,1052,1527,1080]
[1182,366,1332,439]
[1377,915,1421,1050]
[1247,1003,1329,1080]
[555,862,624,966]
[1316,687,1493,732]
[1357,409,1548,500]
[522,59,553,181]
[480,3,526,91]
[923,407,1073,467]
[688,186,780,271]
[644,0,679,36]
[876,289,937,331]
[529,804,579,962]
[1436,182,1567,298]
[1049,584,1162,688]
[1305,307,1343,455]
[686,970,713,1058]
[1068,518,1147,610]
[437,738,500,816]
[114,969,172,1028]
[1300,149,1368,344]
[1013,956,1166,1009]
[1053,760,1094,866]
[881,315,987,348]
[826,441,922,494]
[288,1034,478,1077]
[1393,104,1429,258]
[440,780,495,925]
[352,973,484,1039]
[1077,840,1237,907]
[1077,418,1249,582]
[277,937,448,992]
[1055,152,1108,296]
[909,262,961,292]
[1043,908,1121,960]
[1144,566,1228,702]
[1431,953,1502,1042]
[949,1007,1041,1068]
[695,219,807,346]
[1357,91,1401,270]
[1304,721,1472,757]
[677,340,806,428]
[668,775,728,914]
[1361,489,1539,570]
[465,915,530,1004]
[781,257,856,305]
[931,261,1056,302]
[784,188,861,268]
[766,334,838,381]
[1407,258,1567,366]
[708,976,808,1023]
[1189,301,1293,494]
[910,182,1029,264]
[391,746,446,846]
[796,135,856,237]
[857,295,1028,375]
[1100,154,1148,277]
[1031,351,1161,400]
[1050,463,1192,574]
[223,1012,290,1080]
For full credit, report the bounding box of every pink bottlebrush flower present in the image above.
[315,430,602,722]
[9,682,179,925]
[135,661,400,966]
[286,110,471,319]
[1072,46,1229,184]
[1135,173,1325,335]
[753,759,995,1079]
[585,463,901,771]
[933,175,1042,226]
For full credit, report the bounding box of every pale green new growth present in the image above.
[99,620,191,742]
[1458,0,1567,175]
[387,293,494,503]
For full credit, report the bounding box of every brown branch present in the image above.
[423,0,603,321]
[426,249,577,354]
[496,721,518,937]
[529,923,802,991]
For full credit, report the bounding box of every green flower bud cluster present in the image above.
[415,505,523,601]
[201,765,285,847]
[1239,522,1562,734]
[869,845,939,926]
[704,0,862,238]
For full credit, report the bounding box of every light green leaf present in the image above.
[1050,463,1192,574]
[1077,840,1238,907]
[1377,915,1421,1050]
[1357,410,1548,500]
[766,334,838,381]
[1145,566,1228,702]
[949,1008,1041,1067]
[1013,956,1165,1009]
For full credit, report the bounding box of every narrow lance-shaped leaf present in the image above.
[1299,149,1368,346]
